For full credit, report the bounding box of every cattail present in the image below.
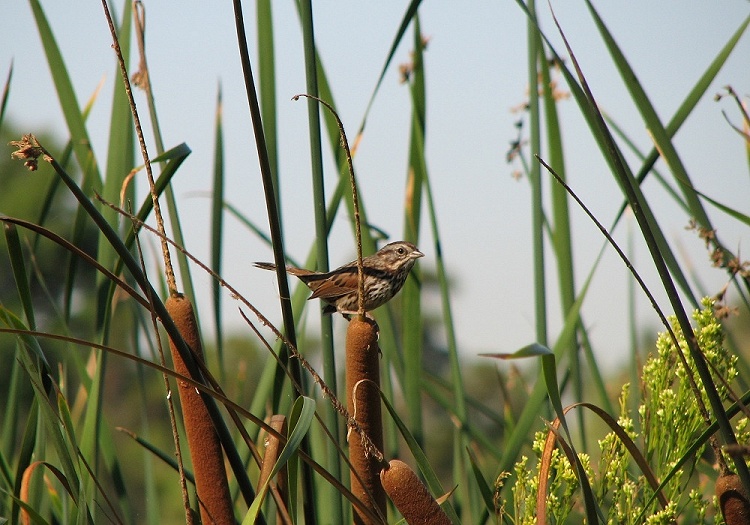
[166,294,234,525]
[716,472,750,525]
[258,415,289,520]
[380,459,451,525]
[346,316,387,524]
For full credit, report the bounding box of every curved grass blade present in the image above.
[4,223,36,330]
[402,15,427,449]
[605,113,689,212]
[129,2,197,312]
[360,0,424,129]
[541,422,601,524]
[242,396,315,525]
[1,216,149,309]
[231,1,302,434]
[687,184,750,227]
[495,253,604,474]
[99,0,134,277]
[380,393,460,524]
[585,0,745,291]
[298,2,343,521]
[466,447,496,519]
[420,374,503,461]
[480,342,552,360]
[211,85,225,373]
[8,397,38,523]
[514,1,700,309]
[117,427,195,485]
[573,402,668,508]
[0,310,80,502]
[257,0,278,195]
[84,9,133,518]
[526,0,548,347]
[29,146,257,506]
[121,143,192,252]
[133,146,192,205]
[0,61,11,128]
[538,42,594,449]
[549,6,750,494]
[28,0,101,191]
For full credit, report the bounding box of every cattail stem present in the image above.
[346,317,386,524]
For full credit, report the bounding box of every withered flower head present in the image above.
[9,134,47,172]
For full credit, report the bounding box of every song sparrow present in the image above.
[254,241,424,315]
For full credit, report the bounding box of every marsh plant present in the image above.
[1,1,749,523]
[499,299,742,524]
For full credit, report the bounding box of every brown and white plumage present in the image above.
[254,241,424,314]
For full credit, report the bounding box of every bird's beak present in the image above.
[412,250,425,259]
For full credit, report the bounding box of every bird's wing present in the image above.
[284,267,319,278]
[307,268,357,300]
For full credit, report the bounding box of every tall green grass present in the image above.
[1,1,749,524]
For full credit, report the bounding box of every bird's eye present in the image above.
[397,247,405,255]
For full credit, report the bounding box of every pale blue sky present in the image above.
[2,1,749,368]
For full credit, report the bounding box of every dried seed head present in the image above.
[9,134,49,171]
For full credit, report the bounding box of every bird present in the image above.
[254,241,424,315]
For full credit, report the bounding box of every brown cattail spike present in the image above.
[258,415,289,520]
[380,460,451,525]
[166,294,234,525]
[346,316,386,524]
[716,472,750,525]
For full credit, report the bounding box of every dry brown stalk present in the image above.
[166,294,234,524]
[258,415,289,521]
[380,459,451,525]
[346,317,387,524]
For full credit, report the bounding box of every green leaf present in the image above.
[466,448,495,517]
[402,14,427,449]
[242,396,315,524]
[210,85,225,374]
[381,393,460,524]
[28,0,101,191]
[3,223,35,330]
[479,342,552,360]
[0,61,12,128]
